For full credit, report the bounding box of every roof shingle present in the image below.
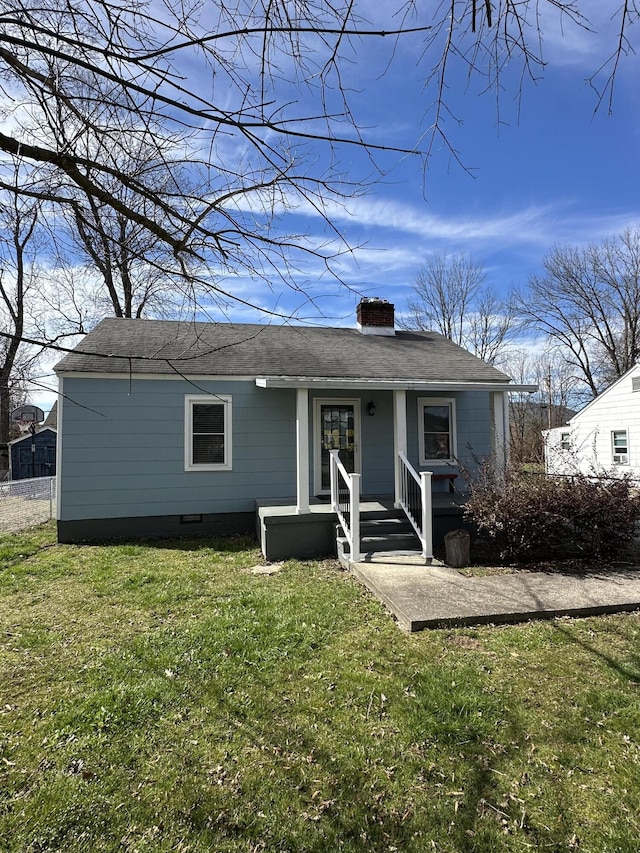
[54,318,511,384]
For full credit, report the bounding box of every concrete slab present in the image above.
[351,558,640,631]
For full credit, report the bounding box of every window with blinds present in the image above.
[612,429,629,465]
[185,395,232,470]
[417,397,457,464]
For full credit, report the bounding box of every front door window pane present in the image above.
[321,404,355,490]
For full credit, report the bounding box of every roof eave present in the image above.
[256,376,538,392]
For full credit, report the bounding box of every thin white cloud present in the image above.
[285,193,640,253]
[539,1,640,71]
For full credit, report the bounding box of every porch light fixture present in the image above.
[367,400,376,417]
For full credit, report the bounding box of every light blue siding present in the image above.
[59,378,495,522]
[358,392,395,494]
[59,377,296,520]
[406,390,490,488]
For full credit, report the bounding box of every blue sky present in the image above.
[209,3,640,329]
[30,4,640,408]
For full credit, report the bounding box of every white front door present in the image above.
[313,398,361,495]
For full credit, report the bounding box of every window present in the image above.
[612,430,629,465]
[185,395,232,470]
[560,432,571,451]
[418,398,456,464]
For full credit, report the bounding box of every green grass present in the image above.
[2,523,640,852]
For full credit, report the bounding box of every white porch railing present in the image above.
[329,449,361,562]
[397,451,433,561]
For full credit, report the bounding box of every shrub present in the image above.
[464,463,640,563]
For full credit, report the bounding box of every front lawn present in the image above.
[1,523,639,852]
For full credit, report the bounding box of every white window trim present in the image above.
[417,397,457,465]
[184,394,232,471]
[611,428,629,465]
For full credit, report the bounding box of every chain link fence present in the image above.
[0,477,56,534]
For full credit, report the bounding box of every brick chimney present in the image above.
[356,297,395,336]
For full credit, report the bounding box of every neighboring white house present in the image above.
[544,363,640,480]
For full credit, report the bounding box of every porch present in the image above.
[256,491,468,562]
[252,380,514,562]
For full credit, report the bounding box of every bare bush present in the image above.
[465,464,640,563]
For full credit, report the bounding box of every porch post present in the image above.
[393,389,407,507]
[420,470,433,561]
[491,390,509,475]
[502,390,511,468]
[296,387,310,514]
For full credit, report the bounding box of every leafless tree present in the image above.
[519,229,640,398]
[466,285,518,366]
[0,0,420,313]
[0,179,42,474]
[505,347,583,465]
[401,253,516,364]
[50,136,197,321]
[0,1,637,328]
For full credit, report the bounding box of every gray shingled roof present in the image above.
[54,318,511,384]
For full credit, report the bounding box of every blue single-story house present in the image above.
[9,426,57,480]
[54,299,533,559]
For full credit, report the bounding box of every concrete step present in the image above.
[362,533,421,552]
[360,517,415,537]
[335,509,423,568]
[337,531,422,568]
[336,516,416,539]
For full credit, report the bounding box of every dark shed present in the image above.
[9,427,57,480]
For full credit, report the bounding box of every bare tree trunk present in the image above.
[0,170,40,475]
[0,371,10,477]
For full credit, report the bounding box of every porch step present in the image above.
[364,532,421,551]
[336,514,422,567]
[360,516,416,536]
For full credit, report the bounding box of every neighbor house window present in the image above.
[185,395,232,471]
[418,398,456,464]
[612,430,629,464]
[560,432,571,451]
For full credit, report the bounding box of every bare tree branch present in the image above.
[400,252,517,364]
[518,229,640,398]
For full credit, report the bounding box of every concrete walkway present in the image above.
[350,553,640,632]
